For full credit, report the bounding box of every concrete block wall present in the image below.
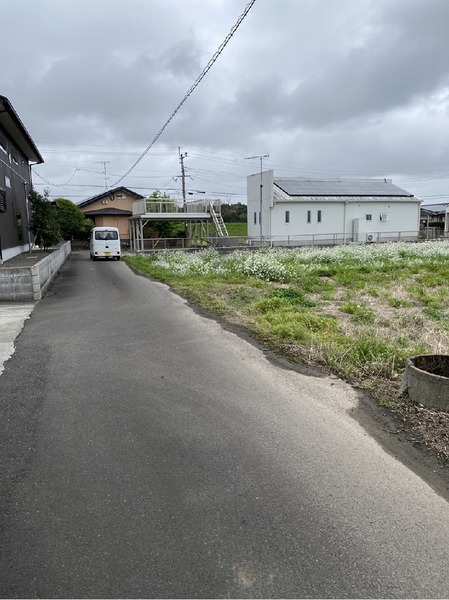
[0,242,71,301]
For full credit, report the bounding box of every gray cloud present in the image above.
[2,0,448,203]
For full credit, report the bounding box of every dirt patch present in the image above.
[349,392,449,503]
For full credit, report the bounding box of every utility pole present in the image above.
[245,154,269,244]
[179,147,188,212]
[95,161,110,191]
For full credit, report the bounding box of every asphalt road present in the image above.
[1,251,449,598]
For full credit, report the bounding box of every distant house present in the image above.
[247,170,421,244]
[77,187,145,241]
[420,202,448,229]
[0,95,44,262]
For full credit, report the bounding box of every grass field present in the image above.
[224,222,247,236]
[124,241,449,407]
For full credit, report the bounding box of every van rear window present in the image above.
[95,230,118,240]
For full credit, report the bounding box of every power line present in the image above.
[33,169,81,187]
[111,0,258,187]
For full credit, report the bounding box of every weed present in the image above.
[388,297,414,308]
[340,301,376,324]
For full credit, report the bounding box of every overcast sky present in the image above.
[3,0,449,205]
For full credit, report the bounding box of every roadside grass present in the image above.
[124,241,449,406]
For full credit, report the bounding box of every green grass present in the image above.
[224,222,247,236]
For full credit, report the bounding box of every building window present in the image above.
[380,213,388,221]
[254,211,257,225]
[4,176,11,188]
[16,214,23,242]
[317,210,322,223]
[366,214,372,221]
[307,210,311,223]
[285,210,290,224]
[10,150,19,166]
[0,135,7,155]
[0,188,6,212]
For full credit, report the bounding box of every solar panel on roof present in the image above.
[274,179,413,197]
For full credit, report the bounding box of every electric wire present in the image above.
[111,0,258,187]
[33,169,81,187]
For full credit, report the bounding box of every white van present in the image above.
[90,227,121,260]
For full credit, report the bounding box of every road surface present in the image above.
[1,251,449,598]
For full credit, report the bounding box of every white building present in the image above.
[247,170,422,244]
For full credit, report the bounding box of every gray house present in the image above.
[0,95,43,262]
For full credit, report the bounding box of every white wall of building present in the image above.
[270,200,420,241]
[247,170,274,238]
[271,201,342,239]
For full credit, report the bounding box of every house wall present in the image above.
[0,127,32,261]
[247,170,273,238]
[95,215,121,230]
[346,200,420,240]
[79,191,136,237]
[270,199,421,241]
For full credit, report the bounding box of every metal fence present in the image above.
[72,229,448,253]
[127,230,449,253]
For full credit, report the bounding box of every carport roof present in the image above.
[420,202,449,215]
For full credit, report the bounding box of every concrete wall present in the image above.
[0,242,71,301]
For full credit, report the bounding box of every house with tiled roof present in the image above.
[77,187,144,241]
[247,170,421,244]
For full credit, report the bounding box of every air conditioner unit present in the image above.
[380,213,388,221]
[366,233,376,243]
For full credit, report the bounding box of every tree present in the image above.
[146,190,180,238]
[29,189,61,249]
[221,202,247,223]
[54,197,93,240]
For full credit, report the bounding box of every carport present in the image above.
[129,198,227,251]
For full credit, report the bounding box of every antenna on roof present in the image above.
[245,153,269,244]
[95,161,110,191]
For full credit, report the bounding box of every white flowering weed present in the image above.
[149,241,449,283]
